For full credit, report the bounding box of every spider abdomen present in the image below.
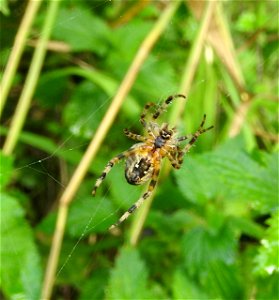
[125,153,154,185]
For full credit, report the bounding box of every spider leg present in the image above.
[183,114,214,154]
[123,128,145,142]
[92,151,130,196]
[176,134,192,142]
[140,102,156,127]
[152,94,186,120]
[109,166,160,230]
[167,148,184,169]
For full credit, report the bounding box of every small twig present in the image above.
[27,39,71,53]
[110,0,150,28]
[229,92,252,137]
[254,128,279,143]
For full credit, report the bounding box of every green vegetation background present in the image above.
[1,1,278,299]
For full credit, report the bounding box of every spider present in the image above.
[92,94,213,230]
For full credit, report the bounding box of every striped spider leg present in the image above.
[109,156,161,230]
[182,114,214,154]
[92,94,213,230]
[140,94,186,127]
[92,150,132,196]
[166,114,214,170]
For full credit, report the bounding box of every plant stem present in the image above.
[0,0,42,118]
[41,1,180,298]
[128,0,217,246]
[170,0,217,124]
[2,0,61,155]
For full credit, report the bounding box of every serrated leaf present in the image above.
[0,151,13,190]
[181,224,237,277]
[0,194,42,300]
[146,209,197,240]
[176,140,278,213]
[106,247,152,299]
[207,145,278,212]
[254,211,279,276]
[229,216,265,239]
[176,154,221,205]
[180,218,244,299]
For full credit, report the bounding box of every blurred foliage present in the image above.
[0,1,278,300]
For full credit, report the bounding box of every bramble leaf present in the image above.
[1,194,42,300]
[106,246,153,299]
[176,140,278,213]
[254,211,279,276]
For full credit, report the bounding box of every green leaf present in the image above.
[254,211,279,276]
[106,246,152,299]
[63,81,108,139]
[205,260,243,299]
[67,195,116,236]
[0,194,42,299]
[0,151,13,190]
[35,72,68,108]
[181,222,243,299]
[229,216,265,239]
[106,21,152,72]
[254,274,279,300]
[176,140,278,213]
[52,7,110,54]
[172,269,208,299]
[80,269,108,300]
[0,0,9,15]
[181,224,237,276]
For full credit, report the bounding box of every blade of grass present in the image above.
[0,0,42,117]
[128,0,217,246]
[188,1,252,138]
[2,0,61,155]
[41,2,181,299]
[188,0,246,90]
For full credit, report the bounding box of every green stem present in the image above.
[0,0,42,117]
[170,0,217,125]
[2,0,61,155]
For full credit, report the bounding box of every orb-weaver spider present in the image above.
[92,94,213,230]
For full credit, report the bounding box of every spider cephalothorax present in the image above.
[92,94,213,229]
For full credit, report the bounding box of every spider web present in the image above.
[1,1,276,299]
[1,0,190,287]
